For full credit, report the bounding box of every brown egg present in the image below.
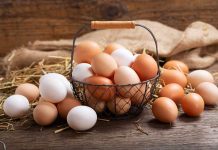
[85,90,106,113]
[91,53,118,77]
[85,76,115,101]
[103,43,124,54]
[196,82,218,105]
[152,97,178,123]
[33,101,58,126]
[160,69,187,88]
[181,93,204,117]
[130,84,151,105]
[74,41,101,64]
[57,97,81,119]
[159,83,185,104]
[132,52,158,81]
[163,60,189,74]
[15,83,39,102]
[107,97,131,115]
[114,66,140,98]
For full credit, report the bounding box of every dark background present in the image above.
[0,0,218,56]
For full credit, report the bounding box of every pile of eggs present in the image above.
[72,41,158,115]
[3,73,97,131]
[152,60,218,123]
[2,40,218,132]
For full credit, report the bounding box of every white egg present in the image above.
[187,70,214,88]
[196,82,218,105]
[39,77,67,103]
[3,95,30,118]
[111,48,134,66]
[72,63,94,82]
[67,106,97,131]
[40,73,73,96]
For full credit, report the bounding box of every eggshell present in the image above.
[181,93,204,117]
[74,41,101,64]
[130,84,151,105]
[67,106,97,131]
[91,53,117,77]
[196,82,218,105]
[111,48,134,66]
[3,95,30,118]
[159,83,184,104]
[33,101,58,126]
[85,90,106,113]
[40,73,72,96]
[132,53,158,81]
[57,97,81,119]
[85,76,115,101]
[114,66,140,97]
[163,60,189,74]
[15,83,39,102]
[187,70,214,88]
[72,63,94,82]
[160,69,187,88]
[152,97,178,123]
[107,97,131,115]
[104,43,124,54]
[39,77,67,103]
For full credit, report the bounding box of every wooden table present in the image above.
[1,63,218,150]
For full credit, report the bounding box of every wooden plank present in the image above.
[0,0,218,56]
[0,63,218,150]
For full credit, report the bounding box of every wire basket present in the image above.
[70,21,160,119]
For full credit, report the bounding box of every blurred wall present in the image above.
[0,0,217,56]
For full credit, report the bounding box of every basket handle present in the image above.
[91,21,135,29]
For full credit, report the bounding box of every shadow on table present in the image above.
[147,119,174,130]
[178,113,201,123]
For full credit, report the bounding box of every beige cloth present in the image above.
[1,20,218,75]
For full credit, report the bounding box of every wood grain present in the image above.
[0,63,218,150]
[0,0,218,56]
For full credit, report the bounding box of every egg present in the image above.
[74,41,101,64]
[107,97,131,115]
[111,48,134,66]
[133,54,140,61]
[159,83,184,104]
[15,83,39,102]
[181,93,204,117]
[85,76,115,101]
[85,90,106,113]
[160,69,187,88]
[40,73,72,96]
[3,95,30,118]
[33,101,58,126]
[91,53,117,77]
[39,77,67,103]
[104,43,124,54]
[152,97,178,123]
[187,70,214,88]
[132,52,158,81]
[72,63,94,82]
[57,97,81,119]
[67,106,97,131]
[163,60,189,74]
[130,84,151,105]
[196,82,218,105]
[114,66,140,97]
